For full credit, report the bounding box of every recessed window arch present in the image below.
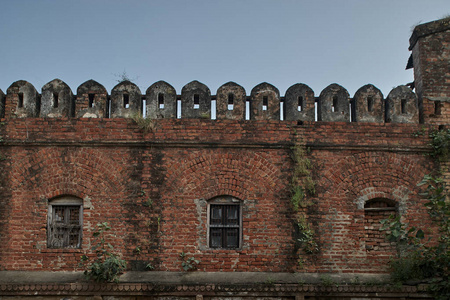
[364,198,397,252]
[47,195,83,249]
[207,195,242,249]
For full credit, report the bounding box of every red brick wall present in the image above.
[411,24,450,125]
[0,118,439,273]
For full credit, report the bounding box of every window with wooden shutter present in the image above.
[208,196,241,249]
[48,196,83,249]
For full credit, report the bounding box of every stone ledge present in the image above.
[0,271,387,285]
[0,272,433,298]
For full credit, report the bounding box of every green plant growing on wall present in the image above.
[319,274,338,287]
[132,113,154,134]
[143,198,153,207]
[429,128,450,162]
[290,142,318,267]
[80,222,127,283]
[180,252,200,271]
[290,144,315,211]
[296,216,319,255]
[381,175,449,298]
[381,128,450,298]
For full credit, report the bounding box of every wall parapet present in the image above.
[1,79,421,124]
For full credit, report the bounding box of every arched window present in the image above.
[364,198,396,251]
[47,196,83,249]
[207,196,242,249]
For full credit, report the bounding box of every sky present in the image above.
[0,0,449,98]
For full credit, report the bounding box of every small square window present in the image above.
[48,197,83,249]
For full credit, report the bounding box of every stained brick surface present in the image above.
[0,19,448,300]
[0,118,439,273]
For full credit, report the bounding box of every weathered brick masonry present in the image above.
[0,118,436,272]
[0,17,448,299]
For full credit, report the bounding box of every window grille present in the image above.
[209,204,240,248]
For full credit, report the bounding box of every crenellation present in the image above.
[0,16,447,300]
[146,80,177,119]
[284,83,315,121]
[110,80,142,118]
[0,81,426,123]
[216,82,246,120]
[5,80,40,118]
[76,79,108,118]
[353,84,384,123]
[318,83,350,122]
[181,80,211,119]
[250,82,280,120]
[40,79,74,118]
[385,85,419,123]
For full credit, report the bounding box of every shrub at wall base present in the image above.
[80,222,127,283]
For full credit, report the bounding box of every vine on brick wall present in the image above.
[290,144,315,211]
[290,143,318,267]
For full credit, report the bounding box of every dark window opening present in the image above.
[158,93,165,109]
[194,94,200,109]
[210,204,240,249]
[367,96,373,112]
[332,96,338,112]
[228,94,234,110]
[401,99,407,114]
[88,94,95,108]
[434,102,442,116]
[18,93,24,108]
[262,96,268,111]
[123,94,130,109]
[53,93,59,108]
[228,93,234,105]
[48,197,82,249]
[298,96,303,112]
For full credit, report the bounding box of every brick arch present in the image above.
[160,149,291,272]
[163,149,286,199]
[10,147,126,200]
[320,151,431,203]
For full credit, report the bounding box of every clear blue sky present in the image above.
[0,0,449,97]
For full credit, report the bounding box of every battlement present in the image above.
[0,80,421,124]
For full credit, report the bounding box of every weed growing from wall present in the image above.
[80,222,127,283]
[180,252,200,271]
[132,113,155,134]
[296,215,319,255]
